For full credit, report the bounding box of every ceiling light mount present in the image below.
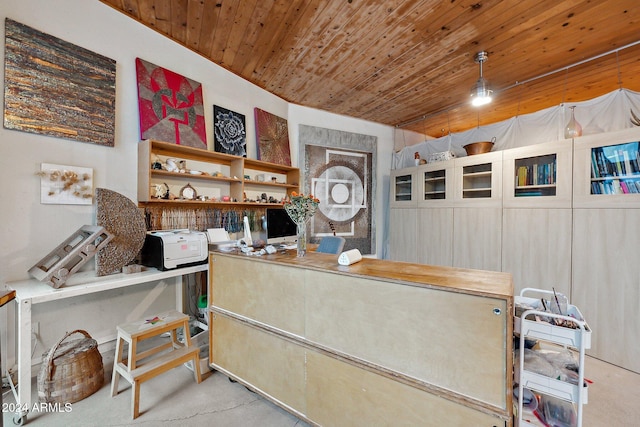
[470,51,493,107]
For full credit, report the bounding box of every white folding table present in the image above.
[4,264,208,425]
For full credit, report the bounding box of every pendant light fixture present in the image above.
[470,51,492,107]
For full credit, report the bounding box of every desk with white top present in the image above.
[4,264,208,424]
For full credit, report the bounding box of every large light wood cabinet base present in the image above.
[209,251,514,426]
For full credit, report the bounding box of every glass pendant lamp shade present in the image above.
[564,106,582,139]
[470,51,492,106]
[470,77,492,106]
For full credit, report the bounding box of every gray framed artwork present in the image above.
[213,105,246,156]
[299,125,377,255]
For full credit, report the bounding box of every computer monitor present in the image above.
[265,208,297,245]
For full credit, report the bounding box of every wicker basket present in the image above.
[37,330,104,404]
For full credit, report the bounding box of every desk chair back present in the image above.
[316,236,346,254]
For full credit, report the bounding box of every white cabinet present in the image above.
[453,151,503,207]
[452,207,502,271]
[573,127,640,208]
[571,127,640,373]
[415,163,454,266]
[450,152,503,270]
[502,141,573,296]
[388,207,417,263]
[417,161,454,206]
[389,168,418,262]
[514,288,591,427]
[503,140,573,209]
[417,208,453,266]
[502,208,572,297]
[571,208,640,373]
[390,168,417,207]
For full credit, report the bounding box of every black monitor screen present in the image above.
[265,208,297,244]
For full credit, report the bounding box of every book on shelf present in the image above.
[591,142,640,179]
[516,162,555,187]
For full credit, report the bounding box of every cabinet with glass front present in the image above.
[417,161,454,206]
[573,127,640,208]
[390,168,417,207]
[503,140,572,208]
[453,151,502,206]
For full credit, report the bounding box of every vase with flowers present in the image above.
[284,191,320,257]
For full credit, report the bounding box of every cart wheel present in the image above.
[13,413,25,426]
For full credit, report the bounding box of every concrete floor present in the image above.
[2,350,639,426]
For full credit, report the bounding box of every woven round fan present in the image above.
[95,188,146,276]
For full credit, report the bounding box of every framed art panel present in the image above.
[38,163,93,205]
[214,105,246,156]
[4,19,116,146]
[299,125,377,255]
[255,108,291,166]
[136,58,207,148]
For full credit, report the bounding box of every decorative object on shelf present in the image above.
[426,150,456,163]
[254,107,291,166]
[142,206,269,233]
[179,183,197,200]
[95,188,147,276]
[284,192,320,257]
[152,182,170,199]
[414,152,421,166]
[463,137,496,156]
[135,58,206,148]
[28,225,113,288]
[214,105,246,157]
[564,106,583,139]
[37,163,94,205]
[470,51,492,107]
[4,19,116,146]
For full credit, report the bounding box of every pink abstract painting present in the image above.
[136,58,206,148]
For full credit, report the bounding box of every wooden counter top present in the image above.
[210,249,513,300]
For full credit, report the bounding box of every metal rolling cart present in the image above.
[514,288,591,427]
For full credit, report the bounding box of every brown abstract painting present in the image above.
[254,108,291,166]
[3,19,116,146]
[136,58,206,148]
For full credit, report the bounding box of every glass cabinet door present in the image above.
[394,173,413,201]
[514,154,557,197]
[589,141,640,195]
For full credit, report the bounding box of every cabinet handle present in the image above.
[492,308,502,316]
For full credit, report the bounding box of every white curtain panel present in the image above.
[393,88,640,169]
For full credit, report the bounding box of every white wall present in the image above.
[0,0,396,369]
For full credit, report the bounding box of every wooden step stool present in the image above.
[110,310,202,419]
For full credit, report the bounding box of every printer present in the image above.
[140,229,208,270]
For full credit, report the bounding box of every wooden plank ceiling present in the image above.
[100,0,640,138]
